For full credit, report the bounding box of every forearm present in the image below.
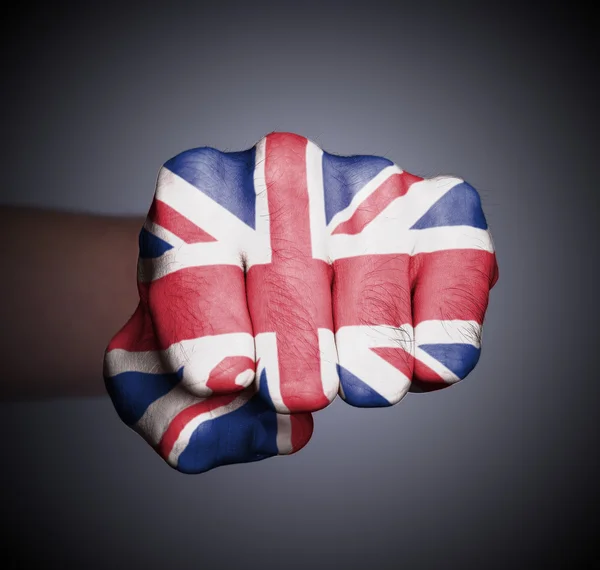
[0,206,143,400]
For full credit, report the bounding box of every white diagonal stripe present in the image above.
[135,385,205,447]
[336,324,413,403]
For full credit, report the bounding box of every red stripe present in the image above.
[246,133,332,412]
[146,265,253,348]
[333,249,497,328]
[266,133,313,257]
[411,249,497,323]
[156,392,239,460]
[333,254,412,330]
[149,198,216,243]
[331,171,422,235]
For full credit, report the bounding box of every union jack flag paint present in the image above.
[103,131,498,473]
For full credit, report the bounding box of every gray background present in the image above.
[1,1,597,568]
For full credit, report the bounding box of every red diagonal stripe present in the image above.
[331,171,422,235]
[372,346,448,391]
[156,392,239,460]
[149,198,216,243]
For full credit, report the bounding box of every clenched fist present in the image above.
[103,131,498,473]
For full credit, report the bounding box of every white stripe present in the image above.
[411,226,494,254]
[247,136,272,268]
[346,324,415,350]
[305,141,329,261]
[255,332,288,412]
[329,225,493,261]
[276,415,293,454]
[318,328,340,402]
[414,320,482,347]
[137,241,243,282]
[326,164,404,233]
[168,389,253,465]
[105,348,167,376]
